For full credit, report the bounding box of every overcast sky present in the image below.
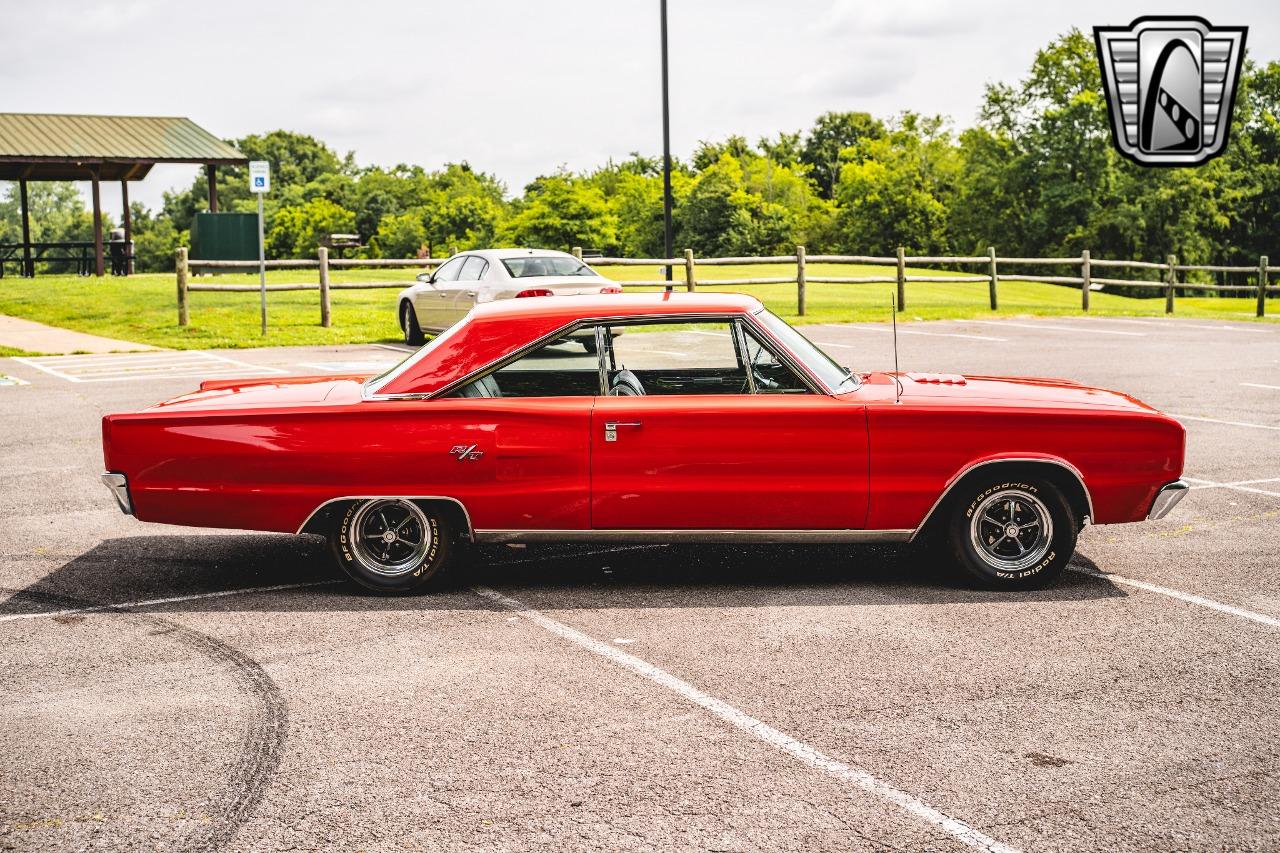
[4,0,1277,212]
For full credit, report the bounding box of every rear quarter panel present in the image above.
[103,398,591,533]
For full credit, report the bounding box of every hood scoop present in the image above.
[905,372,967,386]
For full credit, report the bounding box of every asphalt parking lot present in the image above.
[2,315,1278,852]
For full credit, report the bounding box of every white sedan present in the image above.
[397,248,622,348]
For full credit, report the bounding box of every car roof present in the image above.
[372,292,765,397]
[461,248,578,261]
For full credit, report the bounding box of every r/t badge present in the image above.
[449,444,484,462]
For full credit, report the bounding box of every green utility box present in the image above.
[190,212,257,263]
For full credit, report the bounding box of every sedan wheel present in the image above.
[946,477,1075,588]
[401,302,425,346]
[330,499,453,592]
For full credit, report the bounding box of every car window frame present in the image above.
[458,256,487,282]
[432,255,467,283]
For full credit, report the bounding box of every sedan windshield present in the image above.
[501,257,597,278]
[754,308,858,392]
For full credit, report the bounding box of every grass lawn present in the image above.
[0,263,1273,351]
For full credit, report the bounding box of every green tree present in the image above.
[266,197,356,258]
[801,112,885,199]
[497,173,616,252]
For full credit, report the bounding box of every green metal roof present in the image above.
[0,113,246,181]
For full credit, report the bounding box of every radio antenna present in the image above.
[891,293,903,405]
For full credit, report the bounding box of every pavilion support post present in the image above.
[18,178,32,277]
[91,170,104,277]
[207,165,218,212]
[121,181,133,275]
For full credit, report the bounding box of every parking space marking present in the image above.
[297,361,399,373]
[814,326,1008,343]
[1069,567,1280,629]
[1058,317,1273,333]
[1242,383,1280,391]
[960,320,1144,337]
[0,579,340,623]
[372,343,416,353]
[1172,414,1280,432]
[472,585,1021,853]
[1183,476,1280,498]
[12,351,287,383]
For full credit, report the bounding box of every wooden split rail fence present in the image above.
[175,245,1279,328]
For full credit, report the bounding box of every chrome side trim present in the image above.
[295,495,475,540]
[907,457,1095,543]
[474,528,913,545]
[100,472,133,516]
[1147,479,1189,520]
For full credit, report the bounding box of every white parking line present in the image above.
[1183,477,1280,498]
[960,320,1144,337]
[1172,414,1280,432]
[472,585,1021,853]
[1069,567,1280,629]
[12,351,287,383]
[0,580,341,623]
[1058,317,1272,333]
[817,326,1008,343]
[1242,383,1280,391]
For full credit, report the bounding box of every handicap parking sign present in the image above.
[248,161,271,193]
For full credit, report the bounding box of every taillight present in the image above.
[515,288,553,298]
[599,285,622,294]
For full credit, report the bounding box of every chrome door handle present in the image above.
[603,421,642,442]
[464,290,476,297]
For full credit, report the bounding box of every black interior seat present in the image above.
[456,374,502,398]
[609,369,645,396]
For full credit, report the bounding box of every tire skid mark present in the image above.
[1,586,285,853]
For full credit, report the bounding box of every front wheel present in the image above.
[330,499,453,593]
[945,477,1076,589]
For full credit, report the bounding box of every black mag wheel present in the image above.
[401,301,425,346]
[946,477,1076,589]
[330,499,453,593]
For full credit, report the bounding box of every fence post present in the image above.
[987,246,998,310]
[1080,250,1091,312]
[1165,254,1177,314]
[318,246,331,328]
[796,245,806,316]
[572,246,582,259]
[449,245,458,257]
[684,249,696,292]
[1258,255,1269,318]
[176,247,189,326]
[896,246,906,311]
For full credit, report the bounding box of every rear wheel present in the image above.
[945,476,1075,589]
[330,499,453,593]
[401,301,425,346]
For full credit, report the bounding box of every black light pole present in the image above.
[660,0,674,285]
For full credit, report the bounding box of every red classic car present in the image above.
[100,293,1187,593]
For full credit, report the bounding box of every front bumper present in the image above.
[1147,479,1189,520]
[101,472,133,516]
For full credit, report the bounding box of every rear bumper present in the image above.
[1147,479,1189,520]
[101,472,133,516]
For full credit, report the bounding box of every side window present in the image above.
[458,256,487,281]
[433,256,465,283]
[740,325,811,394]
[601,321,748,396]
[449,331,600,398]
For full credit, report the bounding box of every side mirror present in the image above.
[416,272,435,286]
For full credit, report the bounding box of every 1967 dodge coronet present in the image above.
[100,292,1187,593]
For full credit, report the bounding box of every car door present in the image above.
[589,319,869,530]
[415,256,466,330]
[445,256,488,325]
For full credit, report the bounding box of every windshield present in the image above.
[753,308,858,392]
[501,256,597,278]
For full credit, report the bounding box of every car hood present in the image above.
[863,372,1160,412]
[145,375,368,412]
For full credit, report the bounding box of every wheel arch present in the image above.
[910,456,1093,543]
[297,495,474,542]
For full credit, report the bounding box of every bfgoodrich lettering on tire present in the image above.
[330,499,453,593]
[946,477,1076,589]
